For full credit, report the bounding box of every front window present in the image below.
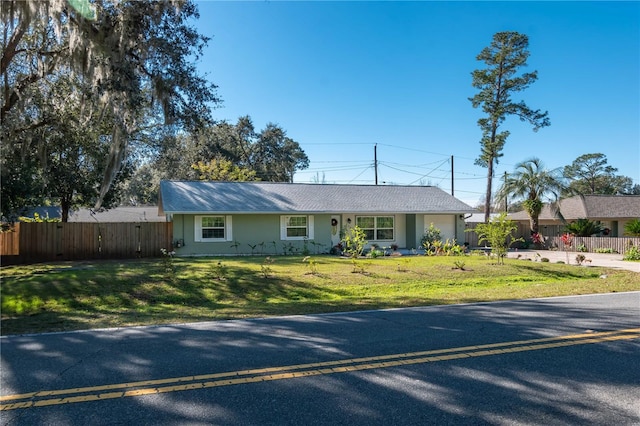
[201,216,225,239]
[195,215,231,242]
[356,216,394,241]
[286,216,308,237]
[281,215,314,240]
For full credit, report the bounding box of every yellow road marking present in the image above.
[1,328,638,411]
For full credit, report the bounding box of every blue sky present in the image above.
[191,1,639,207]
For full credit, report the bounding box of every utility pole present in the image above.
[374,144,378,185]
[451,155,454,196]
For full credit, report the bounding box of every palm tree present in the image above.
[497,158,565,235]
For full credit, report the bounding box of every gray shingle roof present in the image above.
[16,206,166,222]
[508,195,640,221]
[68,207,166,222]
[159,181,475,214]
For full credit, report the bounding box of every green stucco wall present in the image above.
[171,214,334,256]
[170,213,464,256]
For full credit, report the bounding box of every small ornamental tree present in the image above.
[421,223,442,254]
[561,233,573,264]
[467,213,522,264]
[341,226,368,258]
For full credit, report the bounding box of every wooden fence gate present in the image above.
[0,222,173,264]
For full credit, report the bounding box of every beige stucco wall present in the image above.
[527,218,629,238]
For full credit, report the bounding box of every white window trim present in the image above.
[194,215,233,242]
[280,215,314,241]
[356,215,395,241]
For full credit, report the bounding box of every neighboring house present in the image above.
[159,181,476,256]
[67,206,166,222]
[464,213,499,224]
[17,206,62,221]
[462,213,506,248]
[508,194,640,237]
[14,206,165,222]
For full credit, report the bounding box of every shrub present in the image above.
[421,223,442,254]
[465,213,523,264]
[160,248,176,281]
[261,257,275,278]
[564,219,604,237]
[594,248,616,254]
[541,258,550,262]
[368,249,385,258]
[623,245,640,261]
[396,258,410,272]
[302,256,318,274]
[341,226,367,258]
[18,212,61,222]
[624,219,640,237]
[452,260,466,270]
[351,259,369,274]
[211,261,227,280]
[442,239,465,256]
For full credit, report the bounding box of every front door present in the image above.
[330,215,341,248]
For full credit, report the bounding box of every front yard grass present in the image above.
[1,255,638,335]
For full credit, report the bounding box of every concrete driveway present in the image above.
[506,249,640,272]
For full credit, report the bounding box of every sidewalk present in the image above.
[506,249,640,272]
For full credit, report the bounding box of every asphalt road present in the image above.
[2,292,639,425]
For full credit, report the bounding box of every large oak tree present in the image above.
[1,0,219,218]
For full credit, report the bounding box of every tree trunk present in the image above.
[530,215,539,235]
[61,197,71,223]
[484,159,494,223]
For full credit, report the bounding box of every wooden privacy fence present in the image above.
[0,222,173,264]
[464,222,530,248]
[463,223,640,253]
[546,236,640,254]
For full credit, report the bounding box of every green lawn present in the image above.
[1,254,638,335]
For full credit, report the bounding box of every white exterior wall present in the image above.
[424,214,456,241]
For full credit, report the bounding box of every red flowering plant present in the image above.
[561,233,574,264]
[530,232,545,249]
[560,233,573,248]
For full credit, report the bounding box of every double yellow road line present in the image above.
[2,328,638,411]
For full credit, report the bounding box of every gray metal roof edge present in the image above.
[160,180,443,189]
[163,210,476,215]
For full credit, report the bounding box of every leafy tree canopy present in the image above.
[1,0,219,213]
[120,117,309,205]
[466,213,523,264]
[624,219,640,237]
[563,153,635,195]
[496,158,564,234]
[192,158,259,182]
[563,218,605,237]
